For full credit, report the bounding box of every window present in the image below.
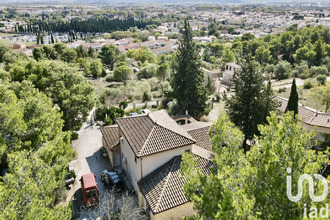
[85,190,91,199]
[135,156,137,163]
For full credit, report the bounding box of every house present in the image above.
[100,110,213,219]
[275,96,330,140]
[12,43,26,49]
[222,62,240,83]
[138,152,212,220]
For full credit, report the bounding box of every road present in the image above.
[66,109,112,219]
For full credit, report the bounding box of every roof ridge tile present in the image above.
[154,157,178,213]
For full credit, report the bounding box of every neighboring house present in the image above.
[100,125,121,168]
[172,114,197,125]
[99,110,213,219]
[222,62,239,83]
[276,96,330,140]
[12,43,26,49]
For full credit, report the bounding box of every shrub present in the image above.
[310,66,328,77]
[278,87,287,93]
[303,79,313,89]
[274,61,292,80]
[142,91,151,102]
[137,64,157,79]
[65,170,76,180]
[125,107,142,115]
[104,117,113,126]
[151,91,162,98]
[119,101,128,109]
[105,73,113,82]
[96,106,124,122]
[71,131,79,140]
[316,74,327,85]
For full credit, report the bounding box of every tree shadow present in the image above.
[71,188,82,219]
[85,149,113,191]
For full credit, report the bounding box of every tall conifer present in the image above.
[171,19,208,119]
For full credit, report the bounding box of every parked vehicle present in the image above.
[80,173,99,208]
[101,147,107,158]
[141,109,150,114]
[101,170,124,191]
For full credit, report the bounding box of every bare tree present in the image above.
[82,190,147,220]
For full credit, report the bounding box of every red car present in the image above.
[80,173,99,208]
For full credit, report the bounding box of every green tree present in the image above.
[0,81,74,219]
[113,65,133,86]
[137,64,157,79]
[32,47,45,61]
[85,59,105,79]
[181,112,328,219]
[285,78,299,117]
[42,45,58,60]
[171,19,209,119]
[126,46,157,64]
[7,60,94,131]
[274,60,292,80]
[156,63,170,80]
[254,45,272,65]
[75,45,88,58]
[88,46,96,58]
[61,48,77,63]
[316,74,327,85]
[53,42,67,55]
[100,44,122,69]
[308,81,330,112]
[314,39,325,66]
[224,56,276,153]
[0,44,10,63]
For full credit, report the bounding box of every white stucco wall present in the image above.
[141,144,192,178]
[150,202,194,220]
[299,121,330,141]
[120,137,141,192]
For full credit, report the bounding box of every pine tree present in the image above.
[171,19,208,119]
[285,78,299,117]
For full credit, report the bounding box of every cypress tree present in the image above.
[51,33,54,44]
[171,19,208,119]
[37,33,40,45]
[285,78,299,117]
[224,56,276,153]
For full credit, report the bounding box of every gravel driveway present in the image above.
[66,110,112,219]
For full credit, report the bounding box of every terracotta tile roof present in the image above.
[138,155,212,215]
[275,96,330,128]
[100,125,121,151]
[116,110,195,157]
[182,122,213,151]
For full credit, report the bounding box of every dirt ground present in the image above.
[66,110,113,219]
